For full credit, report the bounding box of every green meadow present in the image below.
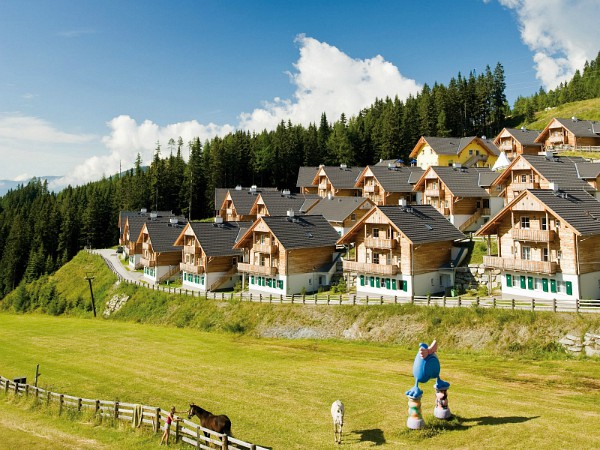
[1,314,599,449]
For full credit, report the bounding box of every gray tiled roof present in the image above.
[378,205,466,244]
[503,128,542,145]
[261,214,340,249]
[307,197,373,222]
[127,214,185,242]
[575,162,600,179]
[527,189,600,236]
[256,192,320,216]
[426,166,494,197]
[318,166,365,190]
[214,188,229,211]
[296,166,320,188]
[119,210,173,227]
[188,221,248,256]
[554,118,600,138]
[225,187,278,215]
[478,171,501,187]
[361,165,424,192]
[144,221,185,253]
[522,155,592,190]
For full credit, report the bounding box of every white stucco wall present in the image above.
[499,271,581,300]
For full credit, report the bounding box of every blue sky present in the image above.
[1,0,599,188]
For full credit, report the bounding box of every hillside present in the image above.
[517,97,600,130]
[3,251,600,359]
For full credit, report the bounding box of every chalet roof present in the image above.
[214,188,229,211]
[254,191,320,216]
[224,186,278,215]
[119,210,173,228]
[143,221,184,253]
[260,214,340,249]
[313,165,365,190]
[416,166,495,198]
[187,221,248,256]
[501,128,542,146]
[413,136,500,157]
[551,118,600,138]
[528,189,600,236]
[307,197,373,222]
[296,166,320,188]
[575,162,600,179]
[479,189,600,237]
[374,158,406,167]
[522,154,591,190]
[377,205,466,244]
[126,214,185,242]
[358,165,423,193]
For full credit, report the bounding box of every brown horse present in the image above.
[187,403,232,437]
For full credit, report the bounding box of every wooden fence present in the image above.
[93,250,600,314]
[0,376,268,450]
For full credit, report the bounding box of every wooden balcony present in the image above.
[179,262,205,274]
[549,134,564,144]
[363,184,378,193]
[237,262,278,276]
[482,255,558,274]
[510,228,555,242]
[364,237,396,249]
[510,181,540,191]
[424,188,440,197]
[252,243,278,254]
[318,182,329,190]
[343,260,398,275]
[140,257,157,267]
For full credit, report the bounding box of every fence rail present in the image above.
[0,376,267,450]
[91,250,600,314]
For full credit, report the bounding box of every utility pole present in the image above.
[85,272,97,317]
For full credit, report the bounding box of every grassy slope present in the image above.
[1,314,599,449]
[517,97,600,130]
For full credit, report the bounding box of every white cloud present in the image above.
[239,35,421,130]
[0,114,95,144]
[498,0,600,89]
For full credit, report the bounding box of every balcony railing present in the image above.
[179,262,205,274]
[482,255,558,274]
[363,184,378,193]
[549,134,564,143]
[510,228,555,242]
[424,188,440,197]
[237,262,278,276]
[140,257,157,267]
[364,237,396,249]
[343,260,398,275]
[252,243,278,254]
[510,181,540,191]
[318,182,329,190]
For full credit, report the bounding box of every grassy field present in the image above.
[1,314,599,449]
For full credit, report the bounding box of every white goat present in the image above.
[331,400,345,444]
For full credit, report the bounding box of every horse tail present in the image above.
[224,418,232,436]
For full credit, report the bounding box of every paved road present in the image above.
[93,249,145,284]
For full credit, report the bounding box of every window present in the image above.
[521,174,527,183]
[373,253,380,264]
[541,218,548,231]
[351,214,356,221]
[557,250,562,260]
[373,228,379,238]
[521,216,530,229]
[542,248,549,262]
[522,246,531,260]
[535,278,542,290]
[556,220,561,229]
[469,149,473,156]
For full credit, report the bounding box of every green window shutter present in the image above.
[385,278,391,289]
[402,280,408,292]
[392,279,397,290]
[279,280,283,289]
[542,278,548,292]
[376,277,381,288]
[527,276,534,290]
[566,281,573,295]
[250,276,254,284]
[520,276,526,289]
[360,275,365,286]
[370,277,374,287]
[506,274,512,286]
[550,279,557,293]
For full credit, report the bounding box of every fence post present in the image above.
[197,426,202,447]
[427,295,431,306]
[443,296,446,307]
[352,294,356,305]
[95,400,100,415]
[280,294,283,303]
[114,401,119,419]
[366,295,369,305]
[531,298,535,312]
[78,397,82,412]
[511,298,515,310]
[291,294,295,304]
[24,383,29,397]
[174,419,181,443]
[553,298,557,313]
[46,390,51,406]
[249,293,253,302]
[492,297,497,308]
[221,434,229,450]
[458,296,462,307]
[269,294,272,303]
[339,294,342,305]
[394,295,397,304]
[576,299,580,313]
[259,294,263,303]
[327,294,330,305]
[314,294,318,304]
[59,394,64,415]
[154,408,161,433]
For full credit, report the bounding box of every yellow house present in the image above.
[409,136,500,170]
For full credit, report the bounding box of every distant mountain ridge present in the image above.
[0,176,62,196]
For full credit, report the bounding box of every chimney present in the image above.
[327,192,333,200]
[399,198,407,207]
[214,216,224,224]
[287,209,295,217]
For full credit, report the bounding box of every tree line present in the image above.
[1,53,598,298]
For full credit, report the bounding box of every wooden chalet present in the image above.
[535,117,600,151]
[216,186,277,222]
[311,165,364,198]
[305,196,374,237]
[174,219,249,292]
[412,166,502,232]
[493,127,542,160]
[338,205,465,297]
[249,190,320,219]
[233,213,341,295]
[135,219,184,284]
[409,136,500,170]
[476,188,600,300]
[354,164,423,206]
[491,154,595,204]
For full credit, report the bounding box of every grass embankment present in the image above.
[0,314,599,449]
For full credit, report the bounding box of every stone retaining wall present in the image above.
[559,333,600,357]
[454,265,501,293]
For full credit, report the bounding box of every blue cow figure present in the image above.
[405,340,450,399]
